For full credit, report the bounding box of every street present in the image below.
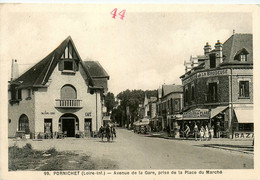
[9,128,253,169]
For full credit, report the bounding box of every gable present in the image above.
[12,36,94,88]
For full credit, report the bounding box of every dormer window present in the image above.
[64,61,74,71]
[240,54,247,62]
[234,48,249,62]
[59,41,79,73]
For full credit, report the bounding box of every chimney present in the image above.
[215,40,223,66]
[11,59,19,81]
[184,59,192,73]
[203,42,211,56]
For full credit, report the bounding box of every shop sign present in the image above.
[85,112,92,117]
[182,69,230,85]
[233,131,254,139]
[41,111,55,115]
[183,109,209,119]
[197,69,229,78]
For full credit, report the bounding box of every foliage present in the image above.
[104,92,115,114]
[113,89,157,126]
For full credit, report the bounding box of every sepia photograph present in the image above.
[0,3,259,180]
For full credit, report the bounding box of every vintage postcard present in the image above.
[0,3,259,180]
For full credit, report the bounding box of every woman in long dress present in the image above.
[200,126,205,141]
[205,125,209,141]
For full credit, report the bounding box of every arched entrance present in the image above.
[59,113,79,137]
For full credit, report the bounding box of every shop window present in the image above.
[239,81,249,98]
[208,83,218,102]
[44,119,52,134]
[238,123,253,131]
[18,114,29,131]
[209,54,216,68]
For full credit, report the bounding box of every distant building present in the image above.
[157,84,183,131]
[8,36,109,138]
[139,93,157,119]
[180,33,253,139]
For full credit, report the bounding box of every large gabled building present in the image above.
[180,33,253,138]
[8,36,109,138]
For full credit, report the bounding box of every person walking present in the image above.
[205,125,209,141]
[112,126,116,138]
[216,122,221,138]
[209,125,214,139]
[167,125,171,137]
[99,126,104,141]
[194,123,199,141]
[105,124,111,142]
[184,124,190,139]
[200,126,205,141]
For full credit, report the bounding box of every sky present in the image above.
[0,4,252,95]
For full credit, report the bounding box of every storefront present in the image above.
[178,107,227,138]
[232,108,254,139]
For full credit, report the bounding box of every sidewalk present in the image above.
[148,131,254,154]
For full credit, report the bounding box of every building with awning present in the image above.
[180,33,253,138]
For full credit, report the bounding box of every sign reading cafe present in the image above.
[183,109,210,120]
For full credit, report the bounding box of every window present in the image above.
[234,48,249,62]
[240,54,247,62]
[210,54,216,68]
[174,99,180,112]
[10,84,16,100]
[64,61,74,71]
[18,114,29,131]
[61,85,77,99]
[208,82,218,102]
[239,81,249,97]
[191,86,195,101]
[17,89,22,100]
[44,119,52,134]
[185,89,189,103]
[238,123,253,131]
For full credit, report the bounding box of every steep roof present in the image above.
[83,61,109,78]
[12,36,94,88]
[162,84,183,97]
[222,33,253,65]
[149,97,157,103]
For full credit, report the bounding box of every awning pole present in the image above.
[209,108,212,127]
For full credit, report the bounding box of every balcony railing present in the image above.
[55,99,82,108]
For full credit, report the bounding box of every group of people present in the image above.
[99,124,116,142]
[184,123,220,141]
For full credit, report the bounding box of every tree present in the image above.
[114,89,158,127]
[104,92,115,114]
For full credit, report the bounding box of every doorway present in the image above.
[84,118,92,137]
[59,113,79,137]
[62,118,75,137]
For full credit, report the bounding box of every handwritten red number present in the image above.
[111,8,117,19]
[118,10,126,20]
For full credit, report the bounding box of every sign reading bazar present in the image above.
[183,109,209,120]
[183,69,230,85]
